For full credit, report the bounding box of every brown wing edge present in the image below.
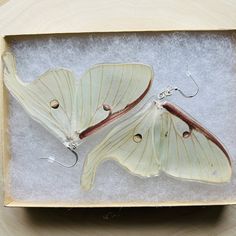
[161,101,232,166]
[79,78,153,139]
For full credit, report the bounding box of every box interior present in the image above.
[4,31,236,205]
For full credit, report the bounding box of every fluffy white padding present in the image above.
[7,32,236,204]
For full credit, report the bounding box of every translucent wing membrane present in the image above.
[3,52,153,146]
[3,52,77,143]
[160,101,231,183]
[77,63,153,139]
[82,101,231,190]
[81,102,160,190]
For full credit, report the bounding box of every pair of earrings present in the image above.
[3,52,231,190]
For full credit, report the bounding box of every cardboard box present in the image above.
[1,0,236,207]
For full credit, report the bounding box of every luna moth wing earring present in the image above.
[81,72,231,190]
[2,52,153,167]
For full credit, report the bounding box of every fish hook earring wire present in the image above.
[40,142,83,168]
[158,71,199,100]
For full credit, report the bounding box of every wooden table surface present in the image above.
[1,0,236,235]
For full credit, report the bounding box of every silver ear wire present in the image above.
[40,140,85,168]
[40,147,79,168]
[158,71,199,100]
[176,71,199,98]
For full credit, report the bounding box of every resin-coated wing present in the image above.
[3,52,77,143]
[81,101,231,190]
[3,52,153,146]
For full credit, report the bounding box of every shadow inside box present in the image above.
[24,205,225,228]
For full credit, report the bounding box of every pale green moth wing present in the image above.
[81,102,160,190]
[3,52,77,143]
[2,52,153,146]
[160,101,231,183]
[81,101,231,190]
